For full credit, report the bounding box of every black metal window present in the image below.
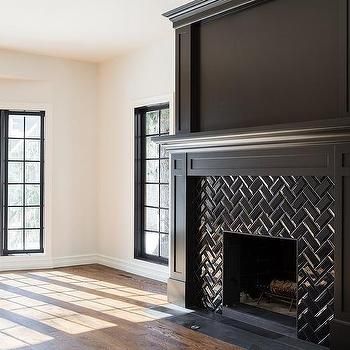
[135,104,169,265]
[0,110,45,255]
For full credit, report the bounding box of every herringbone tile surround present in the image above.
[188,176,335,346]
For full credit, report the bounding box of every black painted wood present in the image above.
[168,152,187,303]
[163,0,350,347]
[187,146,333,177]
[166,0,349,135]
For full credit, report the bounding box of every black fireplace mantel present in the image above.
[154,118,350,152]
[154,123,350,348]
[161,0,350,347]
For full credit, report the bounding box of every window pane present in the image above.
[25,207,40,228]
[8,230,23,250]
[145,111,159,135]
[8,162,23,183]
[8,185,23,206]
[160,159,169,183]
[160,185,169,208]
[160,109,169,133]
[145,184,159,207]
[144,207,159,231]
[25,185,40,206]
[145,232,159,256]
[25,230,40,250]
[145,160,159,182]
[8,207,23,229]
[25,116,41,138]
[145,137,158,158]
[25,140,40,161]
[160,209,169,233]
[25,162,40,183]
[8,116,24,138]
[8,139,24,160]
[160,234,169,258]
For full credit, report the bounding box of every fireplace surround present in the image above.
[157,0,350,348]
[188,176,334,345]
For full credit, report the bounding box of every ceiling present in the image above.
[0,0,189,62]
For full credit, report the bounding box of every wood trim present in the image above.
[163,0,272,28]
[187,146,333,177]
[153,119,350,152]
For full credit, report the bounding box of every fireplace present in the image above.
[223,232,297,315]
[184,174,335,346]
[222,232,298,336]
[158,0,350,348]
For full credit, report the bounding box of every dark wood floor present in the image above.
[0,264,239,350]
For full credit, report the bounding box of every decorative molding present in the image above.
[163,0,272,28]
[153,119,350,152]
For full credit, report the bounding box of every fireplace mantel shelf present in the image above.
[153,118,350,151]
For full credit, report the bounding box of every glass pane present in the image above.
[160,184,169,208]
[25,207,40,228]
[8,185,23,206]
[25,185,40,206]
[8,162,23,183]
[145,232,159,256]
[25,116,41,138]
[145,160,159,182]
[25,140,40,161]
[144,207,159,231]
[160,145,168,158]
[160,234,169,258]
[8,230,23,251]
[8,207,23,229]
[8,115,24,138]
[145,137,158,158]
[145,184,159,207]
[160,159,169,183]
[145,111,159,135]
[25,230,40,250]
[8,139,24,160]
[160,209,169,233]
[25,162,40,183]
[160,109,169,133]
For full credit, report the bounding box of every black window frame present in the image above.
[0,110,45,256]
[134,103,170,265]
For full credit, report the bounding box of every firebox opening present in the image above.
[223,232,297,335]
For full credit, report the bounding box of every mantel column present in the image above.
[168,152,188,307]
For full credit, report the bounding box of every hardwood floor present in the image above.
[0,265,240,350]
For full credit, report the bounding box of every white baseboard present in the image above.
[96,254,169,283]
[0,254,97,272]
[0,253,169,283]
[52,254,98,268]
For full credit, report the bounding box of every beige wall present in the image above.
[0,50,98,268]
[97,37,174,279]
[0,36,174,280]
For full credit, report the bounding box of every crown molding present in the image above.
[163,0,272,28]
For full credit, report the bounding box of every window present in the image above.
[0,110,45,255]
[134,104,170,264]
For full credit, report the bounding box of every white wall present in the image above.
[97,37,174,281]
[0,50,98,269]
[0,36,174,281]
